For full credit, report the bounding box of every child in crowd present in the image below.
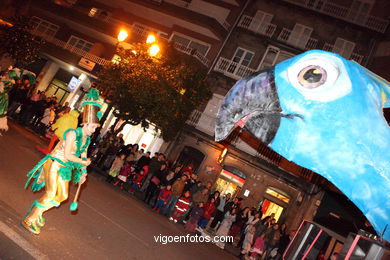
[214,208,237,249]
[107,153,126,184]
[241,225,255,259]
[153,185,172,213]
[185,202,204,233]
[113,155,132,190]
[198,198,216,229]
[39,105,55,135]
[129,166,148,193]
[249,233,265,260]
[170,191,191,223]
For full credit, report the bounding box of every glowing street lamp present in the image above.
[149,44,160,57]
[146,34,156,44]
[218,147,228,164]
[117,29,128,43]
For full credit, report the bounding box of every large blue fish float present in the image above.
[215,50,390,241]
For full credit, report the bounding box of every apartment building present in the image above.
[1,0,388,240]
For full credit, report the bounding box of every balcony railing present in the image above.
[238,15,277,38]
[214,57,256,80]
[186,109,202,127]
[31,31,110,66]
[281,0,389,33]
[171,42,211,67]
[277,28,319,50]
[165,0,230,30]
[323,43,364,64]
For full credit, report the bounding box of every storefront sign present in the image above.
[78,57,96,71]
[220,169,245,185]
[67,76,81,92]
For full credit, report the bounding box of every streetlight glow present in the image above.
[117,30,128,42]
[146,34,156,44]
[149,44,160,57]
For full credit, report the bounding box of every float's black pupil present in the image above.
[303,68,322,83]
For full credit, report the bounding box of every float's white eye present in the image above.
[298,65,327,89]
[287,54,351,102]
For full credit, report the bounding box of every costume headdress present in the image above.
[81,88,103,125]
[8,67,36,84]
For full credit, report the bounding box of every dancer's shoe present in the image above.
[21,219,41,235]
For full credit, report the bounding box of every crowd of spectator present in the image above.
[7,78,70,136]
[91,132,294,260]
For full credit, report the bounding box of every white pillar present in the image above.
[36,61,60,91]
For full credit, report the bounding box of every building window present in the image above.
[88,8,110,20]
[288,23,313,49]
[232,47,254,67]
[258,46,294,70]
[348,0,372,24]
[171,33,210,56]
[248,10,273,35]
[333,38,356,59]
[219,47,255,78]
[31,16,59,38]
[67,36,93,52]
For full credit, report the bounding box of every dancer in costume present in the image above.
[22,88,102,235]
[0,72,13,133]
[0,67,36,134]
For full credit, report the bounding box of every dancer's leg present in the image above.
[22,160,69,234]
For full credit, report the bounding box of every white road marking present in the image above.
[0,221,49,260]
[78,199,150,248]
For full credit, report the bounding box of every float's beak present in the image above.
[215,68,283,145]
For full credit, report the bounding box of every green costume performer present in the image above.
[0,68,36,133]
[22,88,102,235]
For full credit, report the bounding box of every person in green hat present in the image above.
[0,67,36,134]
[22,88,102,235]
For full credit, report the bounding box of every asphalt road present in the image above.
[0,122,238,260]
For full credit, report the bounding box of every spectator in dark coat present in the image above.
[210,193,231,229]
[136,151,151,169]
[140,153,165,192]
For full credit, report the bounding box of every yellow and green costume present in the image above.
[22,88,102,235]
[22,128,90,234]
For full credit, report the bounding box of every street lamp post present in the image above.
[92,31,161,146]
[101,29,129,120]
[90,30,130,147]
